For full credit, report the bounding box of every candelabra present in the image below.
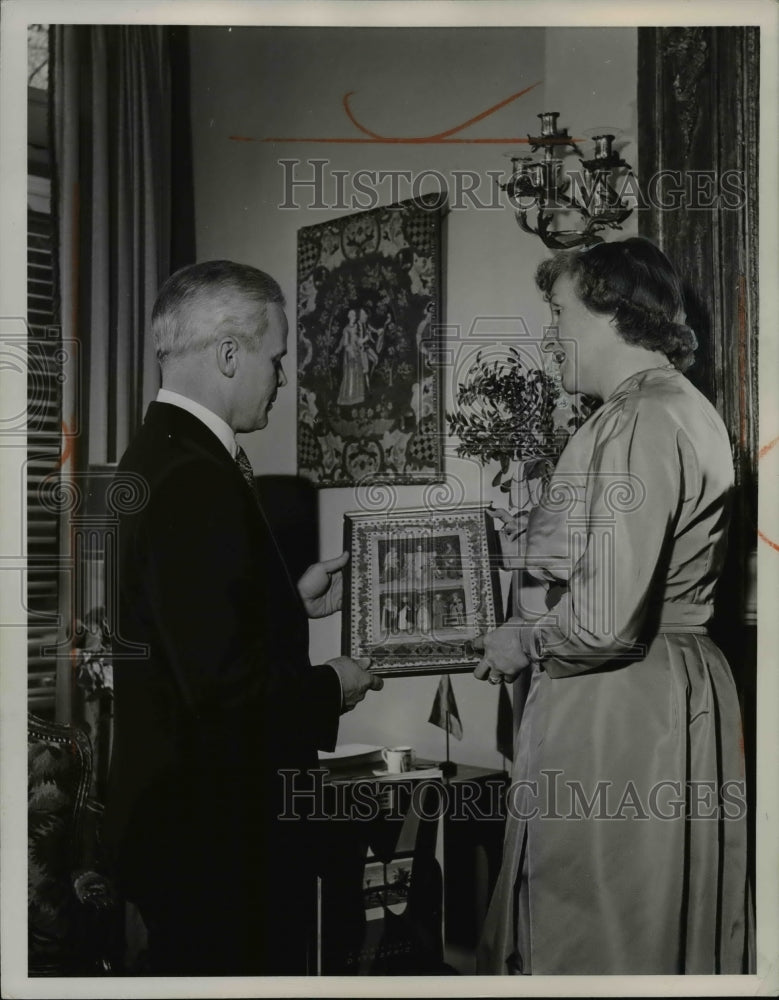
[501,112,634,249]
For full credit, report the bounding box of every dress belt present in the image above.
[657,624,708,634]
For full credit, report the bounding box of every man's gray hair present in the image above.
[152,260,285,365]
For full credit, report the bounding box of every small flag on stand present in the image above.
[428,673,463,739]
[428,673,463,778]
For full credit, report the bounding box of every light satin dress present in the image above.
[478,367,753,975]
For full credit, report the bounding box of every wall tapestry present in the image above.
[296,194,445,486]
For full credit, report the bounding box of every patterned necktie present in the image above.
[234,443,299,596]
[234,445,257,495]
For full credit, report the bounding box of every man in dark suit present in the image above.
[104,260,383,975]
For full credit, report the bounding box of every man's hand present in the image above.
[326,656,384,712]
[297,551,349,618]
[473,621,531,685]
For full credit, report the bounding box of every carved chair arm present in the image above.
[73,869,117,911]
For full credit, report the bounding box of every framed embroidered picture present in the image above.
[296,194,445,487]
[342,504,503,676]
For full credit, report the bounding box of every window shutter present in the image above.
[27,196,61,717]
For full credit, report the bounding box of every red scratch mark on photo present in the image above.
[227,83,579,145]
[341,83,542,143]
[758,434,778,552]
[758,434,779,461]
[57,419,75,469]
[757,530,779,554]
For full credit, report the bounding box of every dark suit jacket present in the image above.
[104,402,341,906]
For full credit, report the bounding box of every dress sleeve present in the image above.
[518,395,687,676]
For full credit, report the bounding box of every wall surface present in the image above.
[189,25,637,769]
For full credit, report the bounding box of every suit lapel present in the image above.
[143,402,304,609]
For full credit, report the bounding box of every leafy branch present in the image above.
[448,351,557,465]
[447,349,593,499]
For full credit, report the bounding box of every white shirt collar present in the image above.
[156,388,237,458]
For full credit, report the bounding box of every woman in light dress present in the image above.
[474,238,753,975]
[335,309,365,406]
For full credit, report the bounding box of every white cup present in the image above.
[382,746,415,773]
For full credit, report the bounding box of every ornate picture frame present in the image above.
[342,504,503,676]
[296,194,445,487]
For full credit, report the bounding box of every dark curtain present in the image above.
[50,25,195,727]
[637,22,759,899]
[53,24,195,466]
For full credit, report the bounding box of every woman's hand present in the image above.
[487,506,529,542]
[297,551,348,618]
[473,620,531,685]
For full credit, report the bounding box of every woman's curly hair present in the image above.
[535,237,698,372]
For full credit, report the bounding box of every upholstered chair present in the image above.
[28,713,121,975]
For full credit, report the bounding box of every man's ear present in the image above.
[216,337,238,377]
